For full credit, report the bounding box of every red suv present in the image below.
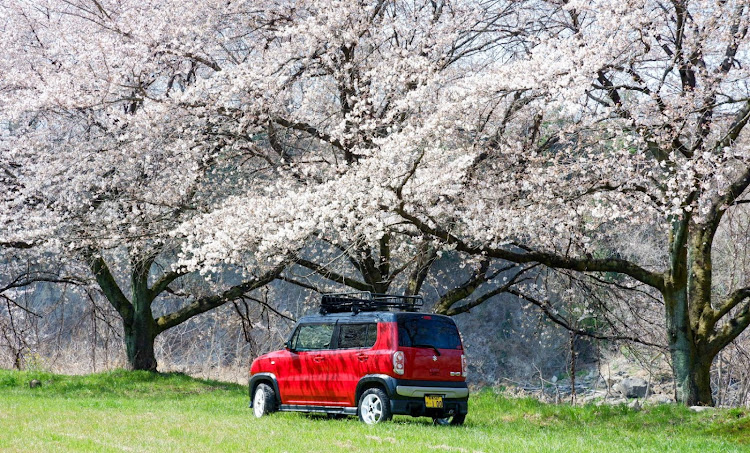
[249,293,468,425]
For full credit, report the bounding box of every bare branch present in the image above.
[396,206,666,290]
[507,289,666,349]
[293,257,373,292]
[155,264,284,333]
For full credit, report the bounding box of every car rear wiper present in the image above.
[412,344,441,356]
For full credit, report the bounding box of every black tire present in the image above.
[252,383,276,418]
[433,413,466,426]
[358,388,392,425]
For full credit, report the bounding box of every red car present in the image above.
[248,293,468,425]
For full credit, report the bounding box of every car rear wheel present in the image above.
[253,383,276,418]
[433,413,466,426]
[358,388,392,425]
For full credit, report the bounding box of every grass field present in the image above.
[0,369,748,452]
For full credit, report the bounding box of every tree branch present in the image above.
[86,254,133,323]
[293,257,373,292]
[709,298,750,354]
[712,286,750,324]
[716,99,750,151]
[0,273,85,293]
[272,117,344,150]
[0,241,35,249]
[404,244,438,296]
[434,258,491,313]
[440,264,536,316]
[396,206,666,290]
[149,270,187,301]
[241,295,296,322]
[507,289,666,349]
[277,275,321,293]
[155,264,284,333]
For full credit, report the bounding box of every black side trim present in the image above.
[248,373,282,407]
[279,404,357,415]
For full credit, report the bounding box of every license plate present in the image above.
[425,395,443,409]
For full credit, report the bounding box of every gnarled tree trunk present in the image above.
[123,312,158,371]
[664,285,715,405]
[125,262,158,371]
[88,252,282,371]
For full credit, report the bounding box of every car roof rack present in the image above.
[320,292,423,314]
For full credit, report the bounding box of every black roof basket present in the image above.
[320,292,423,314]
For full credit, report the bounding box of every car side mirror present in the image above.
[285,340,294,351]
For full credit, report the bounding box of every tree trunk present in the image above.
[125,260,158,371]
[670,341,714,406]
[123,305,158,371]
[664,288,714,406]
[90,253,281,373]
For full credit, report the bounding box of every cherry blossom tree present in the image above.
[386,0,750,406]
[0,0,287,370]
[180,0,750,406]
[3,0,503,370]
[174,0,534,302]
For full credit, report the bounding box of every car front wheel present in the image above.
[253,383,276,418]
[358,388,392,425]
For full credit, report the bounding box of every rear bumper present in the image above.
[391,397,468,417]
[395,385,469,399]
[388,378,469,417]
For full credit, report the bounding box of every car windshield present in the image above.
[397,316,462,350]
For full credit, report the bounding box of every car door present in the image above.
[327,322,378,406]
[280,322,335,405]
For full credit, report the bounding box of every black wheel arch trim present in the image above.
[355,374,398,402]
[248,372,281,407]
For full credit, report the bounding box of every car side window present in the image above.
[365,323,377,347]
[337,323,377,349]
[293,324,334,351]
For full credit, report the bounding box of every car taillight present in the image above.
[393,351,405,375]
[461,354,467,377]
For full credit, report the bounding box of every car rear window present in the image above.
[397,316,462,350]
[336,323,377,349]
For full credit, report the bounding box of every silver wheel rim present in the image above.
[253,387,265,418]
[360,394,383,424]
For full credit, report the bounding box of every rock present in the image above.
[580,391,607,405]
[628,400,642,411]
[647,394,674,405]
[613,377,649,398]
[689,406,714,413]
[28,379,41,389]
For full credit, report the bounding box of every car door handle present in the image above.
[313,356,325,363]
[356,354,368,362]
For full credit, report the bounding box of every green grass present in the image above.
[0,369,747,452]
